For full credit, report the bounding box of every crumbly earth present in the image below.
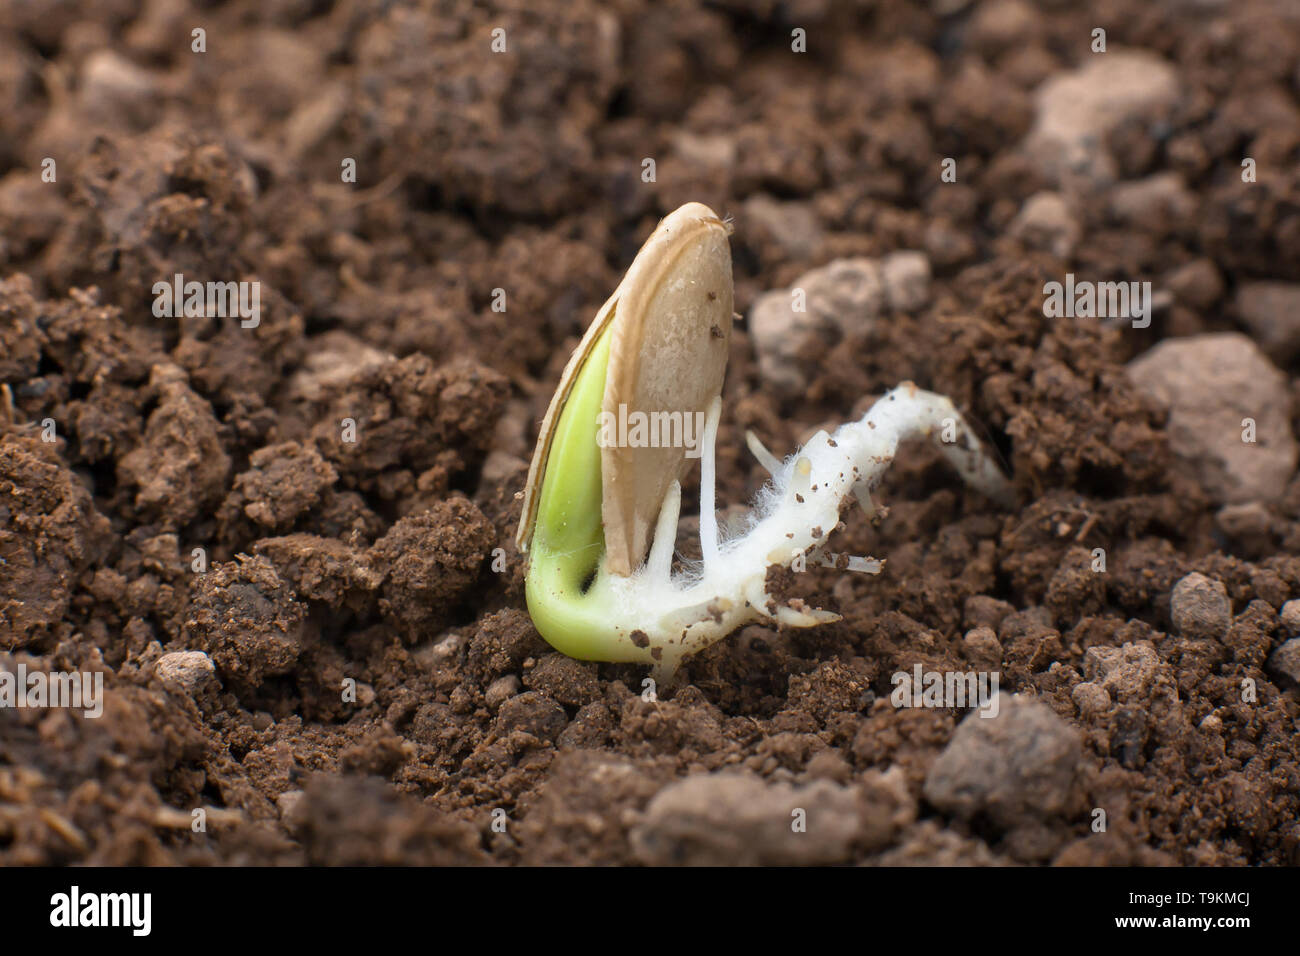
[1,0,1298,866]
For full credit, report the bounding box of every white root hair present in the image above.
[587,382,1013,681]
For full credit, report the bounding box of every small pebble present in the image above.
[1268,638,1300,688]
[923,696,1082,827]
[1071,681,1111,717]
[154,650,216,694]
[1278,600,1300,636]
[1170,572,1231,641]
[962,626,1002,666]
[485,674,521,711]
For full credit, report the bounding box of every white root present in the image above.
[745,430,784,476]
[588,382,1013,681]
[698,396,723,573]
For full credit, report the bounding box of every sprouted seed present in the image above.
[518,203,1013,681]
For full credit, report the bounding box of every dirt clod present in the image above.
[1170,572,1232,641]
[119,365,232,529]
[1127,333,1296,504]
[1269,639,1300,688]
[495,691,568,743]
[0,434,111,648]
[632,772,863,866]
[184,555,307,698]
[923,696,1083,828]
[368,498,494,638]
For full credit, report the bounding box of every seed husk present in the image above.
[517,202,733,576]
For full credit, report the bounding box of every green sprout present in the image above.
[523,322,613,661]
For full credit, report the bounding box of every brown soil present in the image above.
[1,0,1298,866]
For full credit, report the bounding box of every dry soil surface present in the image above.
[1,0,1299,865]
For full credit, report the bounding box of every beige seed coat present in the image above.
[517,202,733,576]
